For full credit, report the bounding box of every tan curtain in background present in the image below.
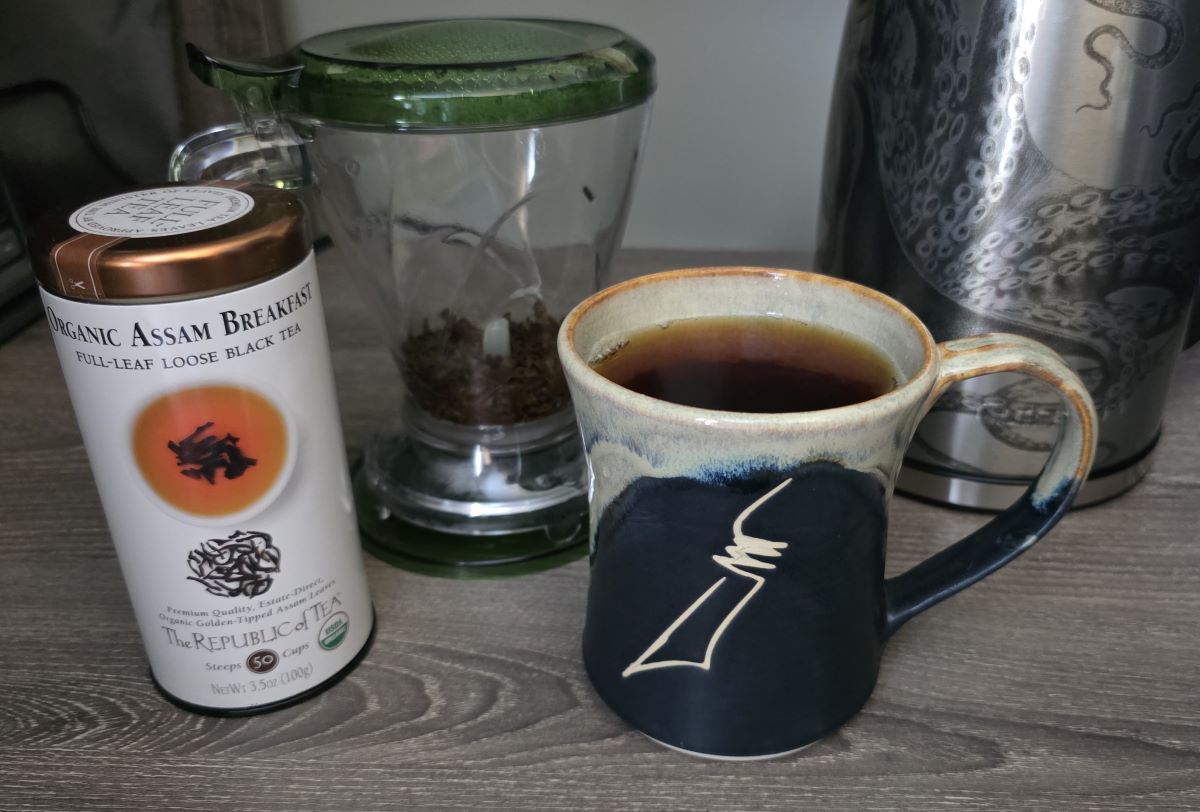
[0,0,283,218]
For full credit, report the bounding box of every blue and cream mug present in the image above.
[558,267,1097,759]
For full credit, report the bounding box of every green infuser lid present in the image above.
[188,19,655,131]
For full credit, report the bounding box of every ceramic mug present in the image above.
[557,267,1097,759]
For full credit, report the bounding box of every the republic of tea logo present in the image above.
[68,187,255,238]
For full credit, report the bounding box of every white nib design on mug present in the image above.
[623,478,793,677]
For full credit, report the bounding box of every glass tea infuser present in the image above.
[174,19,655,574]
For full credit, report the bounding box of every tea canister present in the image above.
[31,182,373,714]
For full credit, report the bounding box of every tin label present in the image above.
[39,252,373,710]
[68,186,254,237]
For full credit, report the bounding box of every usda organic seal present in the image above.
[319,612,350,650]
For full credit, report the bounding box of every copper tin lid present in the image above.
[30,182,310,302]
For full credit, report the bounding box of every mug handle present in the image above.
[884,333,1098,637]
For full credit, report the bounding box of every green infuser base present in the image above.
[352,461,588,579]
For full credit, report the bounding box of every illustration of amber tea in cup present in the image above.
[132,384,290,519]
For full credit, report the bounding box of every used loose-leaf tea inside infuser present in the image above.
[401,301,568,425]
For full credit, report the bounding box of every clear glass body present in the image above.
[297,105,650,540]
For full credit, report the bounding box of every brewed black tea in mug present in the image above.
[591,316,898,413]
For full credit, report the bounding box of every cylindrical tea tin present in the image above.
[30,183,374,714]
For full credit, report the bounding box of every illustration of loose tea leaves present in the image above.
[168,421,258,484]
[187,529,281,598]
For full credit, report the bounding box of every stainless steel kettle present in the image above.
[818,0,1200,507]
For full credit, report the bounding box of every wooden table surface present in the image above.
[2,249,1198,811]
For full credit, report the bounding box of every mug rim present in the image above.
[559,266,939,424]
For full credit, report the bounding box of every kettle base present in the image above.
[896,440,1157,511]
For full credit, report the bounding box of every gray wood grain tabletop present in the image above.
[2,249,1198,811]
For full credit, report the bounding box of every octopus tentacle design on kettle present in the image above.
[818,0,1200,507]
